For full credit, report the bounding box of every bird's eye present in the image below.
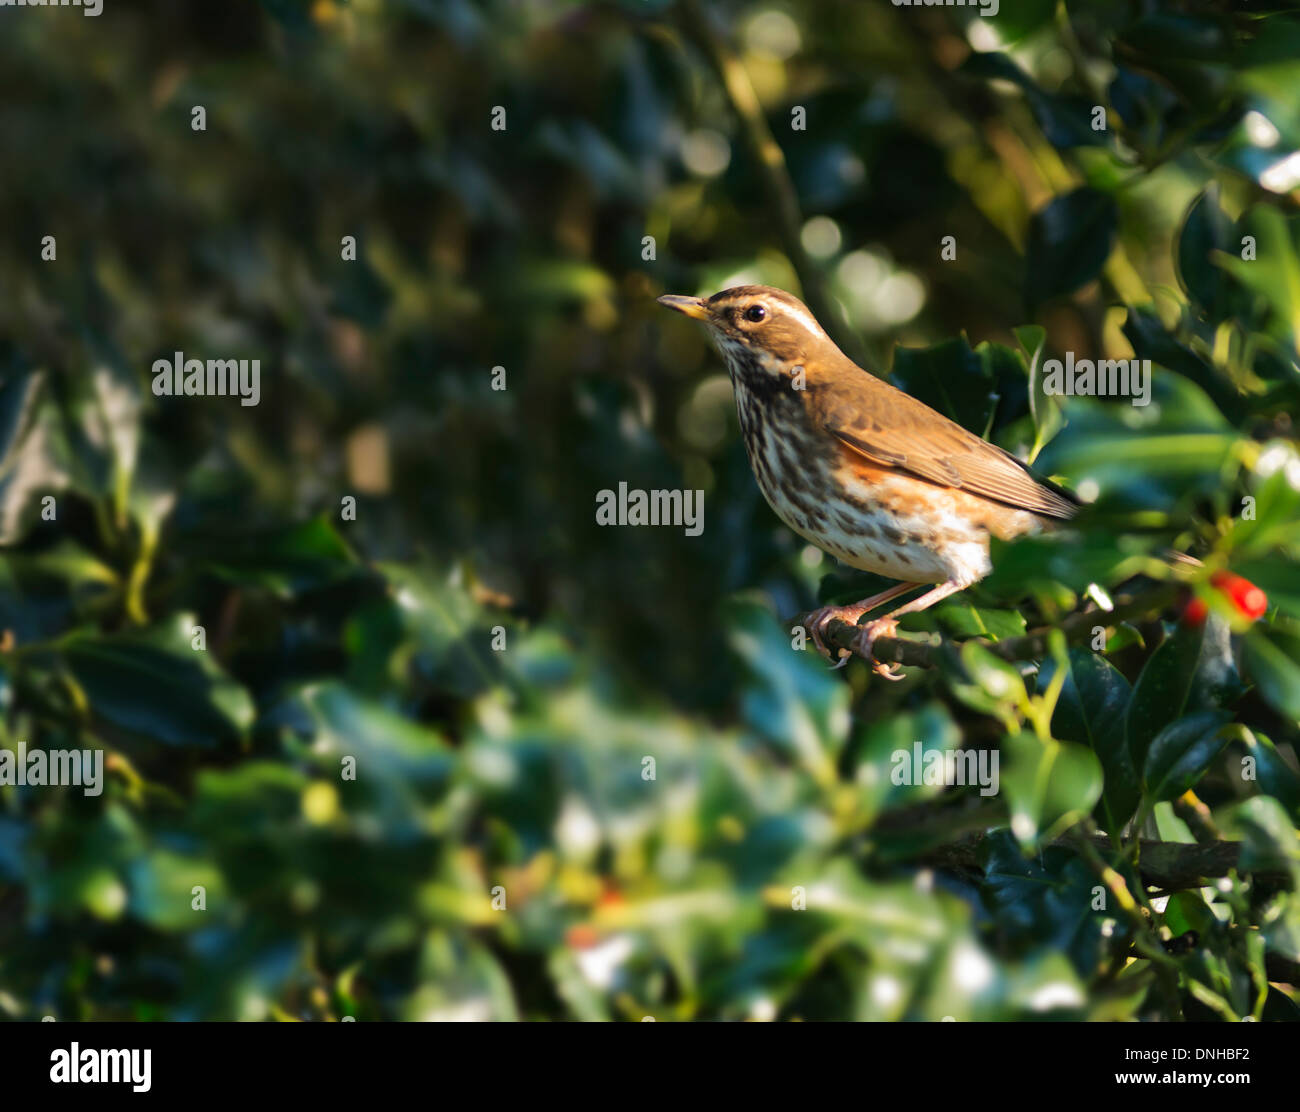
[743,305,767,323]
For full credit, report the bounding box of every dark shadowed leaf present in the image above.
[1044,649,1138,832]
[1025,189,1118,308]
[889,336,997,436]
[1127,623,1205,769]
[63,614,255,748]
[1143,710,1233,804]
[1178,187,1243,323]
[979,831,1113,977]
[1241,628,1300,722]
[198,517,359,597]
[1122,308,1244,423]
[962,52,1107,150]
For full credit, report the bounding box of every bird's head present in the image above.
[657,285,838,385]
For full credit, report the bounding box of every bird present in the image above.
[657,284,1077,678]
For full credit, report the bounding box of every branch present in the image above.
[913,831,1285,892]
[797,581,1181,668]
[675,0,869,367]
[872,799,1288,890]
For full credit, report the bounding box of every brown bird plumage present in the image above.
[658,284,1076,677]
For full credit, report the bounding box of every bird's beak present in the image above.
[656,294,711,322]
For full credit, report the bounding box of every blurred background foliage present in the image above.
[1,0,1299,1021]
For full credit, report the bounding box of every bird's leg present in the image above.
[853,580,966,680]
[807,582,920,665]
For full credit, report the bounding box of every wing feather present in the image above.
[823,386,1077,520]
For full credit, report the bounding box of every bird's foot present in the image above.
[806,604,869,668]
[853,617,905,681]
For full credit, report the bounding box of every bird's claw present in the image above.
[853,618,906,681]
[807,606,857,669]
[806,607,834,656]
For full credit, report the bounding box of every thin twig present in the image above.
[675,0,867,366]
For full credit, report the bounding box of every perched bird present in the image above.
[658,284,1077,677]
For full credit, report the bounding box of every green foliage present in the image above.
[1,0,1298,1021]
[1025,188,1119,310]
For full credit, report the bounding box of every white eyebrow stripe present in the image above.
[713,288,829,340]
[771,297,826,338]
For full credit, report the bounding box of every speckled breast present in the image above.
[731,379,996,587]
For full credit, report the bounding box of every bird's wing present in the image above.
[824,387,1077,520]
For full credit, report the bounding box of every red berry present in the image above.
[1210,572,1268,622]
[1181,597,1209,627]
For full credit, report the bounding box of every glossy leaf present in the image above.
[1045,649,1139,832]
[1142,710,1234,804]
[1127,624,1206,769]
